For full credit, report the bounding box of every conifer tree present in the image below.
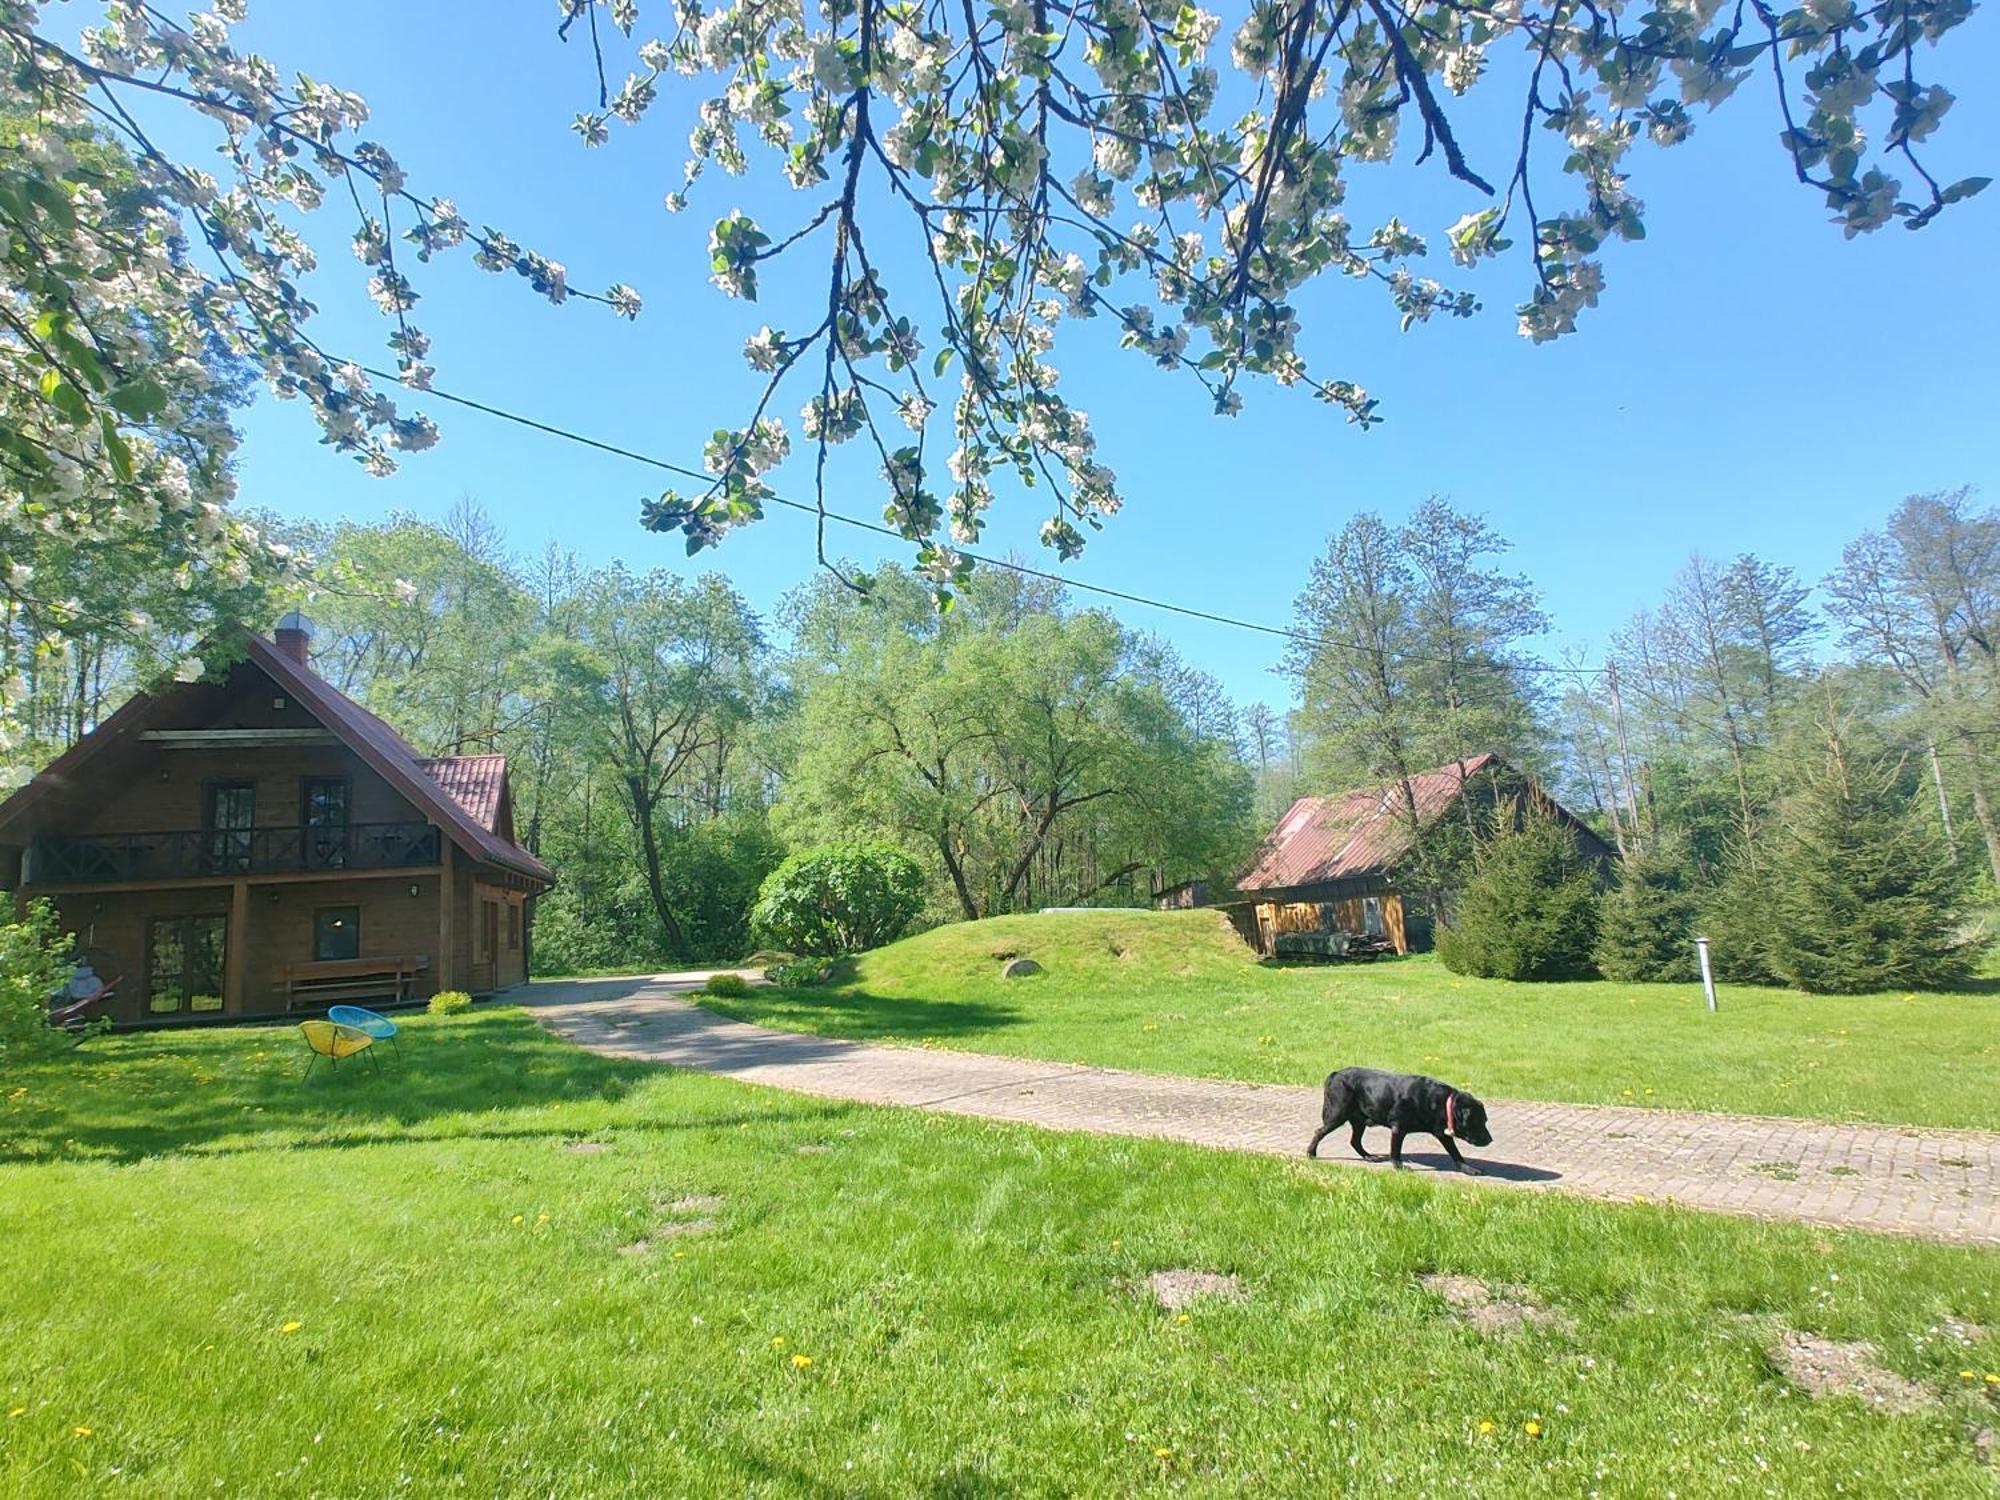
[1594,840,1700,983]
[1763,726,1986,994]
[1437,811,1601,981]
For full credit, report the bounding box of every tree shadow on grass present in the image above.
[0,1008,677,1166]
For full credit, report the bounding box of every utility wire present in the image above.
[358,362,1607,682]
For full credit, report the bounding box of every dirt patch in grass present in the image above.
[1143,1269,1244,1311]
[665,1194,723,1214]
[794,1143,833,1156]
[565,1140,611,1155]
[656,1216,717,1238]
[1941,1315,1986,1344]
[1767,1330,1933,1413]
[1420,1273,1574,1337]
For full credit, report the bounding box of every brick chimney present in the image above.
[274,609,312,667]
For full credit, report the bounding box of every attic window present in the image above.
[272,695,288,710]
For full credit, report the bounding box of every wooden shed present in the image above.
[1225,752,1612,957]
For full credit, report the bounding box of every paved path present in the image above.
[529,975,2000,1247]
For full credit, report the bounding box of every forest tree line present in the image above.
[5,489,1994,984]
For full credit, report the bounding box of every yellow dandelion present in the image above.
[1154,1447,1171,1459]
[791,1354,813,1370]
[1962,1369,1978,1380]
[73,1426,91,1438]
[279,1320,303,1334]
[1477,1420,1495,1436]
[511,1214,525,1225]
[7,1407,24,1419]
[771,1336,786,1347]
[1176,1314,1190,1325]
[1633,1194,1649,1205]
[672,1250,686,1260]
[1986,1373,2000,1386]
[536,1213,551,1224]
[1524,1421,1543,1439]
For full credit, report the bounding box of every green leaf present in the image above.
[932,347,955,377]
[100,412,134,482]
[1941,176,1990,204]
[105,379,169,420]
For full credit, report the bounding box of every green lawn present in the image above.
[694,910,2000,1131]
[2,1009,1999,1495]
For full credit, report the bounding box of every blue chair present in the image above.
[327,1004,401,1061]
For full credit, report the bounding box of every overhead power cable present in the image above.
[357,361,1608,682]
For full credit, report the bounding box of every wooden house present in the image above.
[1225,752,1612,957]
[0,616,552,1025]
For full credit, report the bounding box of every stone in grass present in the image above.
[1768,1330,1932,1414]
[1420,1273,1575,1337]
[1001,957,1044,979]
[1144,1269,1245,1311]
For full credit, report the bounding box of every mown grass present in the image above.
[2,1009,1999,1496]
[693,910,2000,1131]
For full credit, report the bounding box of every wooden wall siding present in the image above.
[466,879,530,993]
[78,744,418,837]
[1249,893,1408,957]
[51,873,445,1024]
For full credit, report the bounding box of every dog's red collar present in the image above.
[1445,1091,1458,1136]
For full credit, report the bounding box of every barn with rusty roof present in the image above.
[1226,752,1612,957]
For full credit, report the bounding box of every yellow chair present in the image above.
[298,1019,380,1079]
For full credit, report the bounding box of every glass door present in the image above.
[147,915,228,1014]
[302,777,350,868]
[204,782,255,873]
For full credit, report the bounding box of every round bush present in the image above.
[704,972,751,997]
[751,842,925,957]
[427,989,474,1015]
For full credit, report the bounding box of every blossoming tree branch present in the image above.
[0,0,1984,675]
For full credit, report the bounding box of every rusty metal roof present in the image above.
[1236,752,1501,892]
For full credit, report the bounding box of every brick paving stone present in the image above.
[529,975,2000,1246]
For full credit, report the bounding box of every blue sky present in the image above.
[122,1,2000,707]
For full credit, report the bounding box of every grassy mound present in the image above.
[843,908,1257,994]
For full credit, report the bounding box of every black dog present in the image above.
[1306,1066,1492,1174]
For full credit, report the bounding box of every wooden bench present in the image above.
[280,955,429,1010]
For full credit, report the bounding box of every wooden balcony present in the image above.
[26,822,442,885]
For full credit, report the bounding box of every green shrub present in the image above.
[751,842,926,957]
[766,958,833,988]
[427,989,474,1016]
[1,899,78,1063]
[1761,748,1986,993]
[704,972,751,997]
[1437,815,1601,981]
[1594,842,1700,983]
[1697,857,1780,985]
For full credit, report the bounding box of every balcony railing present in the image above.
[26,822,442,885]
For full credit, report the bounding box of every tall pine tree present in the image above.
[1763,724,1986,993]
[1594,839,1700,982]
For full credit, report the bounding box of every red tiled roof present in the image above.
[419,755,507,832]
[1236,752,1501,892]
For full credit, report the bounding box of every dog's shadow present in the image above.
[1391,1150,1562,1184]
